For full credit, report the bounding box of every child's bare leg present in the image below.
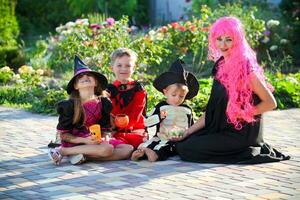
[93,144,134,161]
[131,148,146,161]
[61,143,114,158]
[144,148,158,162]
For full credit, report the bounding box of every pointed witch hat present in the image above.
[153,59,199,99]
[66,55,108,94]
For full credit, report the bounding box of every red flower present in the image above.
[200,26,210,32]
[90,24,102,29]
[179,26,186,32]
[159,26,168,33]
[189,25,196,32]
[171,22,179,29]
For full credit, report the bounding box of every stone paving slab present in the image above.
[0,106,299,200]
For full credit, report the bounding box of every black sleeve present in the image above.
[146,101,166,123]
[190,110,195,126]
[56,100,74,131]
[135,82,147,116]
[99,97,113,128]
[106,84,118,98]
[212,56,224,76]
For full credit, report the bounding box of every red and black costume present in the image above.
[107,80,148,148]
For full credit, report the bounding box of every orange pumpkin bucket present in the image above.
[114,114,129,128]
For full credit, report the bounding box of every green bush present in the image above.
[268,72,300,109]
[0,0,19,47]
[0,0,23,68]
[1,1,298,115]
[0,72,299,115]
[16,0,76,38]
[191,1,297,73]
[48,17,132,79]
[0,66,14,84]
[42,15,213,79]
[186,78,212,116]
[279,0,300,67]
[191,3,265,48]
[30,88,68,114]
[0,84,67,115]
[0,46,25,70]
[28,1,270,79]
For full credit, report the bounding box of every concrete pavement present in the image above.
[0,106,299,200]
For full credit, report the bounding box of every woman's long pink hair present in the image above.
[208,16,272,129]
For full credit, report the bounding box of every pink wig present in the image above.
[208,16,272,129]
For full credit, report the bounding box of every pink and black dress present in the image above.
[56,97,123,148]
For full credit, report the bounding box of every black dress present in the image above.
[176,61,290,164]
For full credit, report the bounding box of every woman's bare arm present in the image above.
[250,72,277,115]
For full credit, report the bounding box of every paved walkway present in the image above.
[0,106,299,200]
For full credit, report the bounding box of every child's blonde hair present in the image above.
[110,48,138,66]
[165,83,189,94]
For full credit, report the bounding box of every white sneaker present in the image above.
[69,154,86,165]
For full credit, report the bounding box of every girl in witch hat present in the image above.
[48,55,133,165]
[131,59,199,162]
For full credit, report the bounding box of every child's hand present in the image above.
[169,128,191,142]
[168,135,184,142]
[160,110,167,119]
[84,136,100,145]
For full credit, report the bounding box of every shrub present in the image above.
[0,66,14,84]
[0,0,24,68]
[0,0,19,47]
[191,3,265,48]
[191,1,297,73]
[48,17,132,79]
[279,0,300,67]
[268,72,300,109]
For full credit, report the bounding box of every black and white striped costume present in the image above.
[139,101,194,161]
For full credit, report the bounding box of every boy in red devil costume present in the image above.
[107,48,148,149]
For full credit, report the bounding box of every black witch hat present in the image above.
[153,59,199,99]
[66,55,108,94]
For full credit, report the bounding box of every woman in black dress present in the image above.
[175,17,290,164]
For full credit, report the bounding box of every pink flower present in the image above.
[179,26,186,31]
[106,18,115,26]
[171,22,179,29]
[90,24,102,29]
[159,26,168,33]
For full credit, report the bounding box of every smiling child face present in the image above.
[74,72,97,91]
[111,55,135,83]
